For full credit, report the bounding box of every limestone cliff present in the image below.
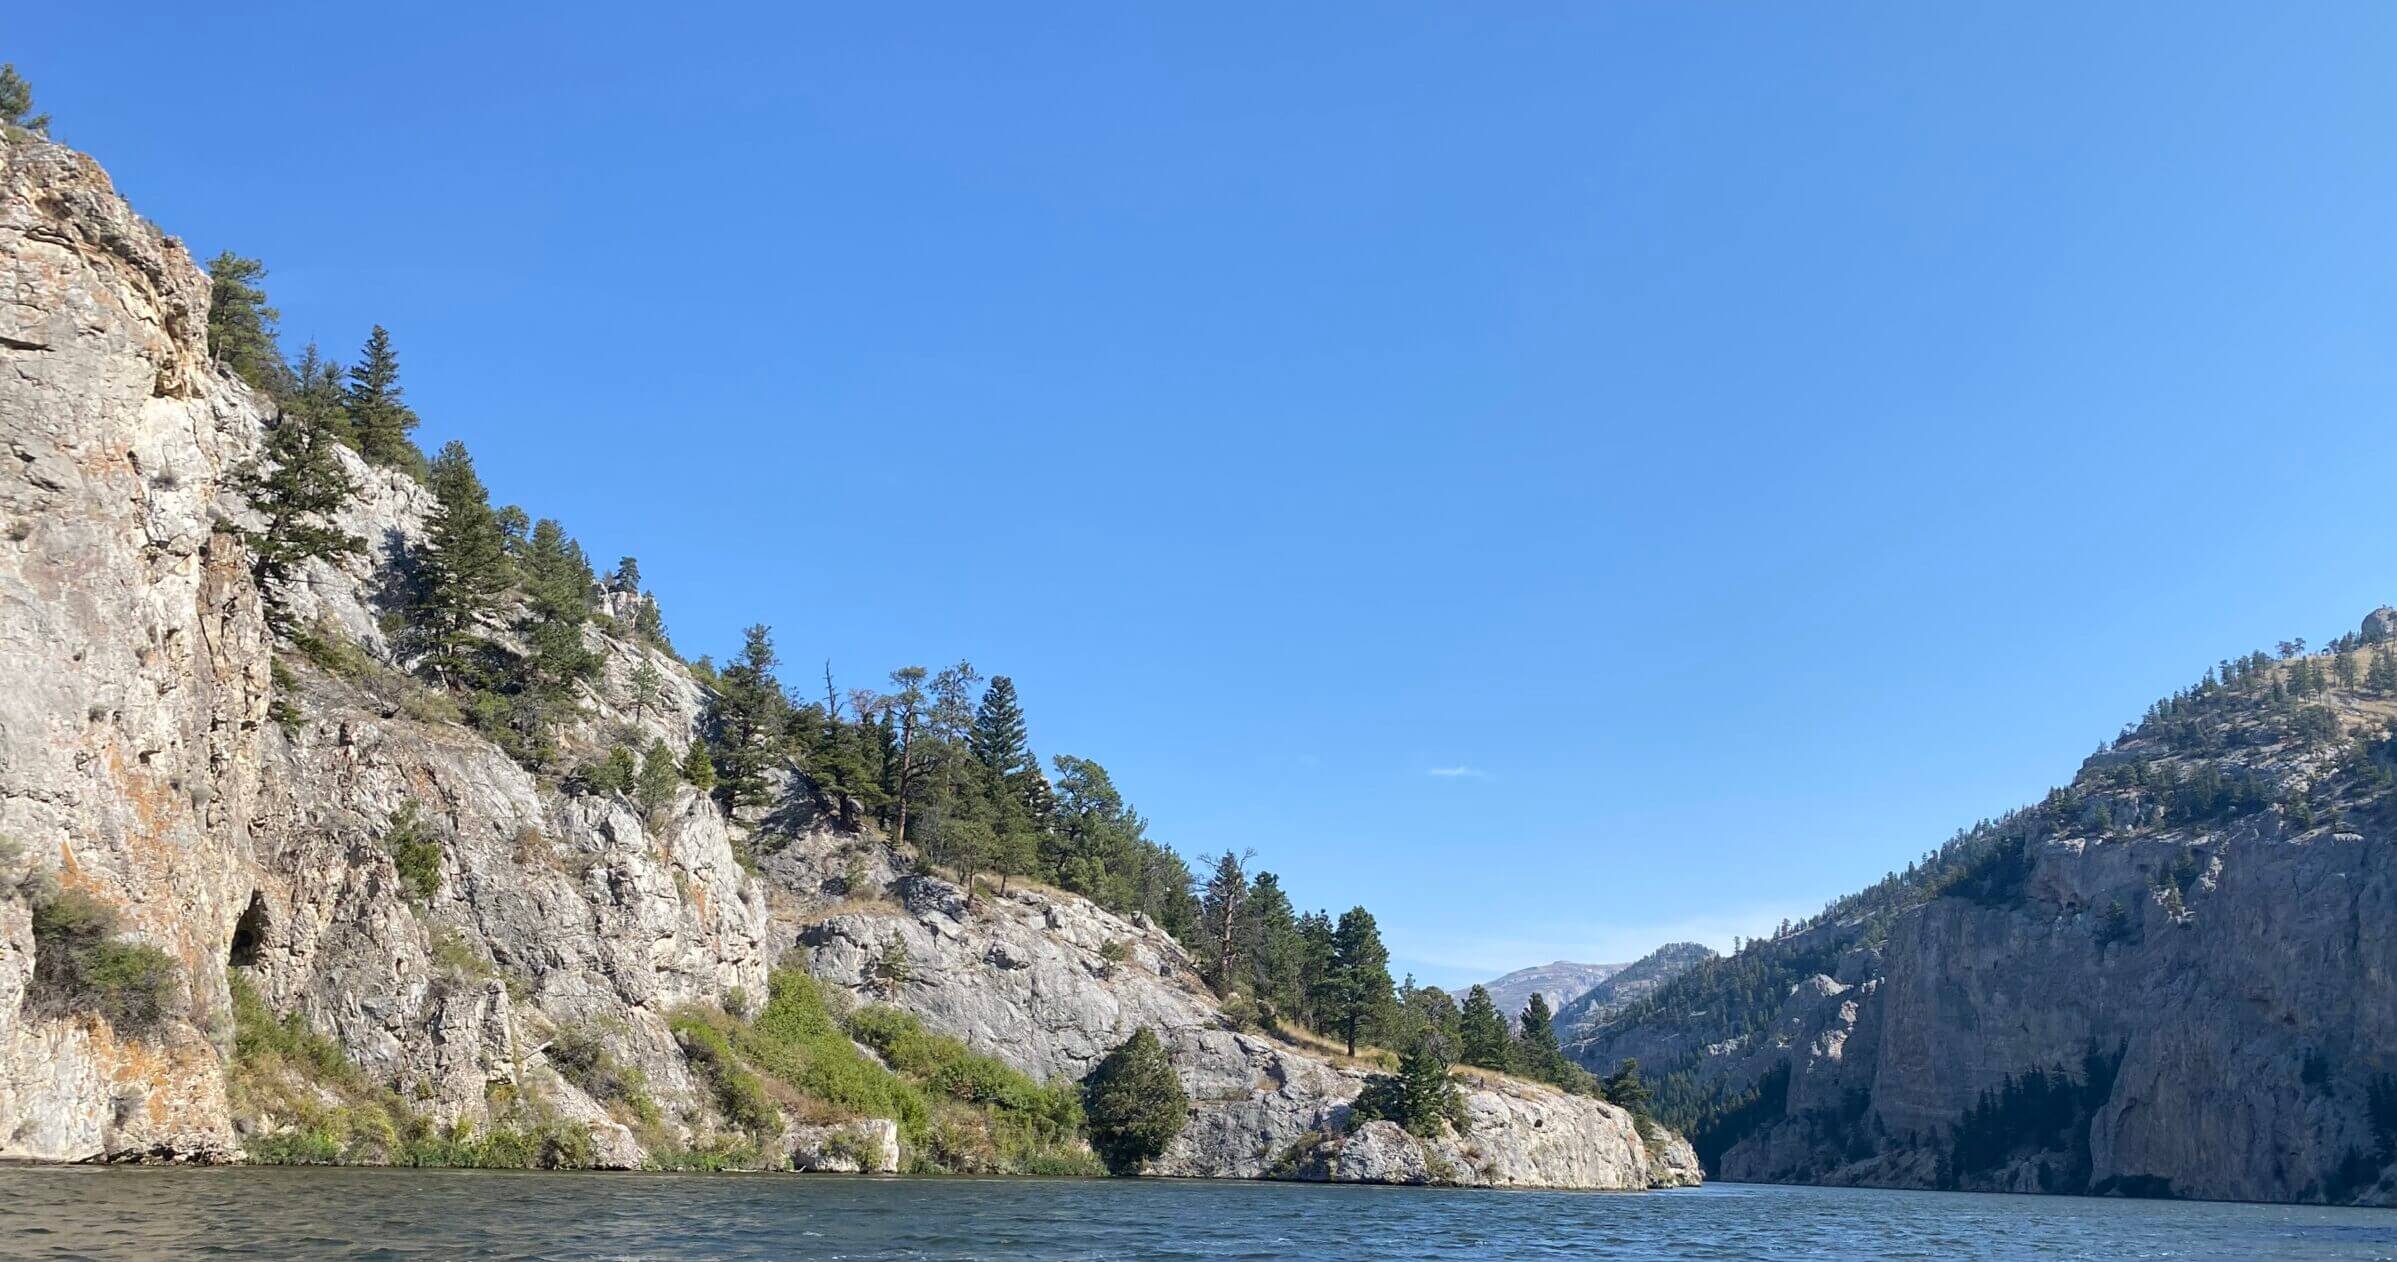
[1577,627,2397,1205]
[0,133,1694,1189]
[780,842,1694,1189]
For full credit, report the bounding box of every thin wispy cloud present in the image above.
[1426,765,1489,779]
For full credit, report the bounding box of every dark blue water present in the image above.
[2,1168,2393,1260]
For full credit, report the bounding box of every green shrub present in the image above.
[383,803,443,904]
[672,1011,780,1135]
[428,928,494,984]
[547,1023,658,1124]
[642,1137,762,1171]
[290,620,378,680]
[396,1120,595,1170]
[27,888,181,1036]
[847,1002,1081,1136]
[734,972,926,1139]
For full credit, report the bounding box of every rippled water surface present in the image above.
[4,1168,2395,1260]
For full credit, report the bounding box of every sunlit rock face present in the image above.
[0,133,1696,1188]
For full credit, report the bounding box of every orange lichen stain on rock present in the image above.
[75,441,136,482]
[93,1021,224,1129]
[100,739,193,876]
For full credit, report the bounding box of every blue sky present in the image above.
[17,4,2397,987]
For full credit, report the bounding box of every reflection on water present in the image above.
[2,1167,2394,1261]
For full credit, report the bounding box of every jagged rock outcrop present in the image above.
[0,132,1698,1188]
[1,138,267,1161]
[787,857,1695,1189]
[0,134,774,1161]
[1579,627,2397,1205]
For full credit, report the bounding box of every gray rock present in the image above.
[785,1118,901,1173]
[0,131,1698,1191]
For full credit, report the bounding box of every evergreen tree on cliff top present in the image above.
[346,325,421,471]
[1322,906,1394,1057]
[229,382,362,628]
[204,253,287,393]
[0,65,49,135]
[1457,984,1514,1072]
[1197,849,1251,997]
[1240,872,1305,1023]
[1082,1027,1187,1174]
[414,440,513,683]
[1514,992,1576,1087]
[711,625,788,809]
[969,675,1030,776]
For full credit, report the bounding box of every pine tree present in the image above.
[412,441,514,685]
[1324,906,1394,1057]
[229,390,362,628]
[710,625,789,809]
[508,519,600,759]
[204,253,287,393]
[629,659,667,721]
[885,666,928,847]
[636,739,681,815]
[1514,993,1573,1086]
[1241,872,1305,1023]
[1081,1027,1188,1174]
[1294,909,1336,1032]
[1458,984,1514,1071]
[631,595,671,652]
[913,661,984,873]
[1197,850,1251,996]
[966,675,1039,890]
[346,325,420,470]
[970,676,1031,776]
[286,344,357,447]
[518,519,595,620]
[2369,648,2397,694]
[0,65,49,135]
[1394,1032,1467,1136]
[680,738,716,791]
[612,556,641,591]
[1601,1058,1653,1115]
[1015,746,1057,826]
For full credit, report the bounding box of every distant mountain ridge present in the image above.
[1477,941,1719,1023]
[1553,942,1717,1034]
[1475,961,1626,1019]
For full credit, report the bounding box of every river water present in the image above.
[3,1168,2393,1260]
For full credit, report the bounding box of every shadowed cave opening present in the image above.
[228,892,269,968]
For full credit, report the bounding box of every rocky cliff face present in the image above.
[783,851,1694,1190]
[1,138,266,1160]
[0,136,766,1165]
[0,134,1695,1189]
[1578,630,2397,1205]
